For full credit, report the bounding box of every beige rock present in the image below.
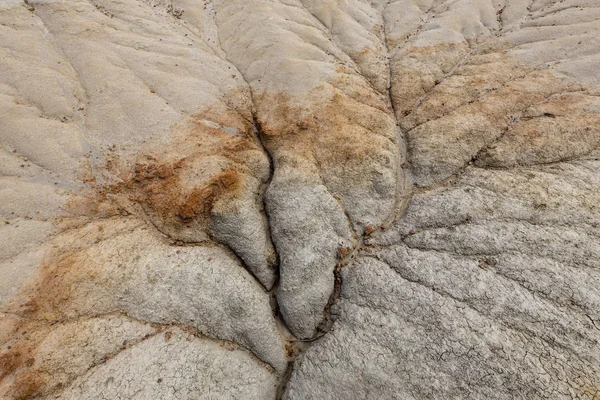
[1,0,599,398]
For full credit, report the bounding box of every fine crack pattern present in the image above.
[1,0,600,398]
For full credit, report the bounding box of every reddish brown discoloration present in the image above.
[0,109,265,397]
[337,246,353,260]
[0,320,49,400]
[114,111,266,242]
[253,80,398,219]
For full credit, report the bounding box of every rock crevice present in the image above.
[1,0,599,398]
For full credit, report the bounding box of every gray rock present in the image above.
[60,327,277,400]
[1,0,600,397]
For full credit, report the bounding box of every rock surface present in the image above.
[0,0,599,398]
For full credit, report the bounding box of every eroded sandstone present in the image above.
[1,0,599,398]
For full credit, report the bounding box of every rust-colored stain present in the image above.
[0,109,261,398]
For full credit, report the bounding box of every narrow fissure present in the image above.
[5,1,599,398]
[251,115,300,399]
[378,1,414,231]
[200,13,301,395]
[192,3,414,397]
[272,6,418,396]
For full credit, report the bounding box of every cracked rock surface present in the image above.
[0,0,599,398]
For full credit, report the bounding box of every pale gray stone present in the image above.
[1,0,599,398]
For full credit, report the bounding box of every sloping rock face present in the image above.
[0,0,599,398]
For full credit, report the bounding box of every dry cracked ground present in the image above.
[0,0,599,398]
